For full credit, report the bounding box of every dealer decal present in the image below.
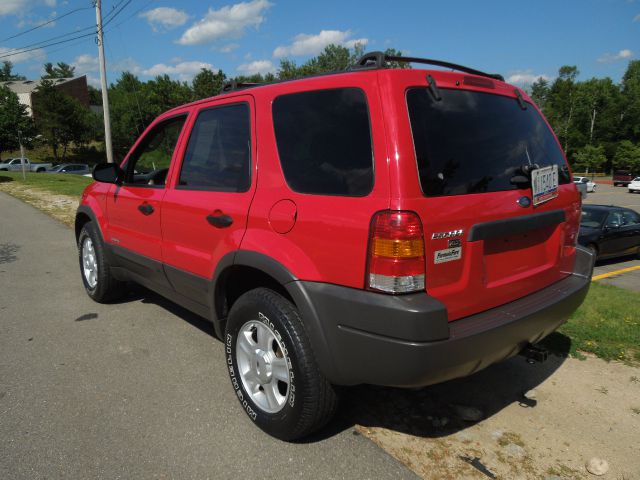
[434,247,462,264]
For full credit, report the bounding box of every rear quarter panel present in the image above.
[240,72,391,288]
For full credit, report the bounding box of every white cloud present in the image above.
[273,30,368,58]
[506,70,552,86]
[177,0,272,45]
[143,60,214,81]
[237,59,275,75]
[0,0,55,16]
[140,7,188,32]
[597,49,634,63]
[71,54,143,79]
[216,43,240,53]
[0,47,46,63]
[72,54,99,74]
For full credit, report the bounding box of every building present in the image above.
[0,75,90,117]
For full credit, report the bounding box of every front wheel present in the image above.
[225,288,337,440]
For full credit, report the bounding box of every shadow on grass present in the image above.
[111,281,571,443]
[0,175,14,183]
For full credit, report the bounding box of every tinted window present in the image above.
[178,103,251,192]
[622,210,640,225]
[273,88,373,196]
[126,115,187,186]
[407,88,571,197]
[581,208,607,228]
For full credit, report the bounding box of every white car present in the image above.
[629,177,640,193]
[573,176,597,193]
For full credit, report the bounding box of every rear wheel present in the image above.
[225,288,337,440]
[78,221,124,303]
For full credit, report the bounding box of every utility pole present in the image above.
[18,130,26,181]
[95,0,114,163]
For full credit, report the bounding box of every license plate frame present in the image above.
[531,165,559,206]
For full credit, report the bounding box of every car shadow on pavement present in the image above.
[305,336,571,443]
[110,283,571,444]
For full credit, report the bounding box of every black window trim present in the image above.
[121,113,189,190]
[271,86,375,198]
[175,101,253,193]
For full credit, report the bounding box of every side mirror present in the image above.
[92,163,123,184]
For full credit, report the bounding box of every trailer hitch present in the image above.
[519,344,548,364]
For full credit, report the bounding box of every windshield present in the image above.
[580,208,607,228]
[407,88,570,197]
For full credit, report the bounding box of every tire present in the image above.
[225,288,338,441]
[37,168,45,173]
[78,221,124,303]
[591,185,596,192]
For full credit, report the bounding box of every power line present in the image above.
[0,0,133,61]
[0,6,93,43]
[105,0,156,32]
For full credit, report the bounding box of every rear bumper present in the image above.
[288,246,594,387]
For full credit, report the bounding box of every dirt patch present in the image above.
[342,355,640,479]
[0,182,78,227]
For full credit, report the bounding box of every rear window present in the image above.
[407,88,570,197]
[272,88,373,196]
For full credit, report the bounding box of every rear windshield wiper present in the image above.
[426,74,442,102]
[514,89,527,110]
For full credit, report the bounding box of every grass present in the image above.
[542,282,640,364]
[0,171,92,197]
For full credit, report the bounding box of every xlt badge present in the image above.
[432,229,464,240]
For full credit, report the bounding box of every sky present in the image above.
[0,0,637,88]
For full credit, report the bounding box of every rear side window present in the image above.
[407,88,571,197]
[178,103,251,192]
[272,88,373,196]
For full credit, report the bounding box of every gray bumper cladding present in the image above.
[288,246,594,387]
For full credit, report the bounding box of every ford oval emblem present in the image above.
[518,196,532,208]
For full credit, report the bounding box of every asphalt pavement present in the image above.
[0,192,415,480]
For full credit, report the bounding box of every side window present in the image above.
[178,103,251,192]
[606,211,624,228]
[272,88,374,196]
[125,115,187,186]
[622,210,640,225]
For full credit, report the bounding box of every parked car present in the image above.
[613,169,635,187]
[0,157,53,172]
[75,51,594,440]
[573,176,597,193]
[47,163,91,175]
[628,177,640,193]
[578,205,640,260]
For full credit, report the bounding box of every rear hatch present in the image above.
[385,71,581,321]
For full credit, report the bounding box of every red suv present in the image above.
[76,52,594,440]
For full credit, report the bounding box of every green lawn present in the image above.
[0,171,92,197]
[543,282,640,364]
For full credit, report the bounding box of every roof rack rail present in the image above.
[222,80,262,93]
[351,51,504,81]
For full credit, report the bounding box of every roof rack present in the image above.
[222,80,262,93]
[351,51,504,81]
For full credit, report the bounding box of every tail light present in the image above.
[366,210,426,294]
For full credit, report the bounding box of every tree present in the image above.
[612,140,640,172]
[42,62,75,79]
[620,60,640,142]
[572,144,607,173]
[87,85,102,105]
[0,61,25,81]
[545,66,579,156]
[530,77,549,109]
[32,80,93,161]
[192,68,226,100]
[381,47,411,69]
[0,86,35,160]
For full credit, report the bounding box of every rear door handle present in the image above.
[138,203,154,216]
[206,213,233,228]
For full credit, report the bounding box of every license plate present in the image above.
[531,165,558,206]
